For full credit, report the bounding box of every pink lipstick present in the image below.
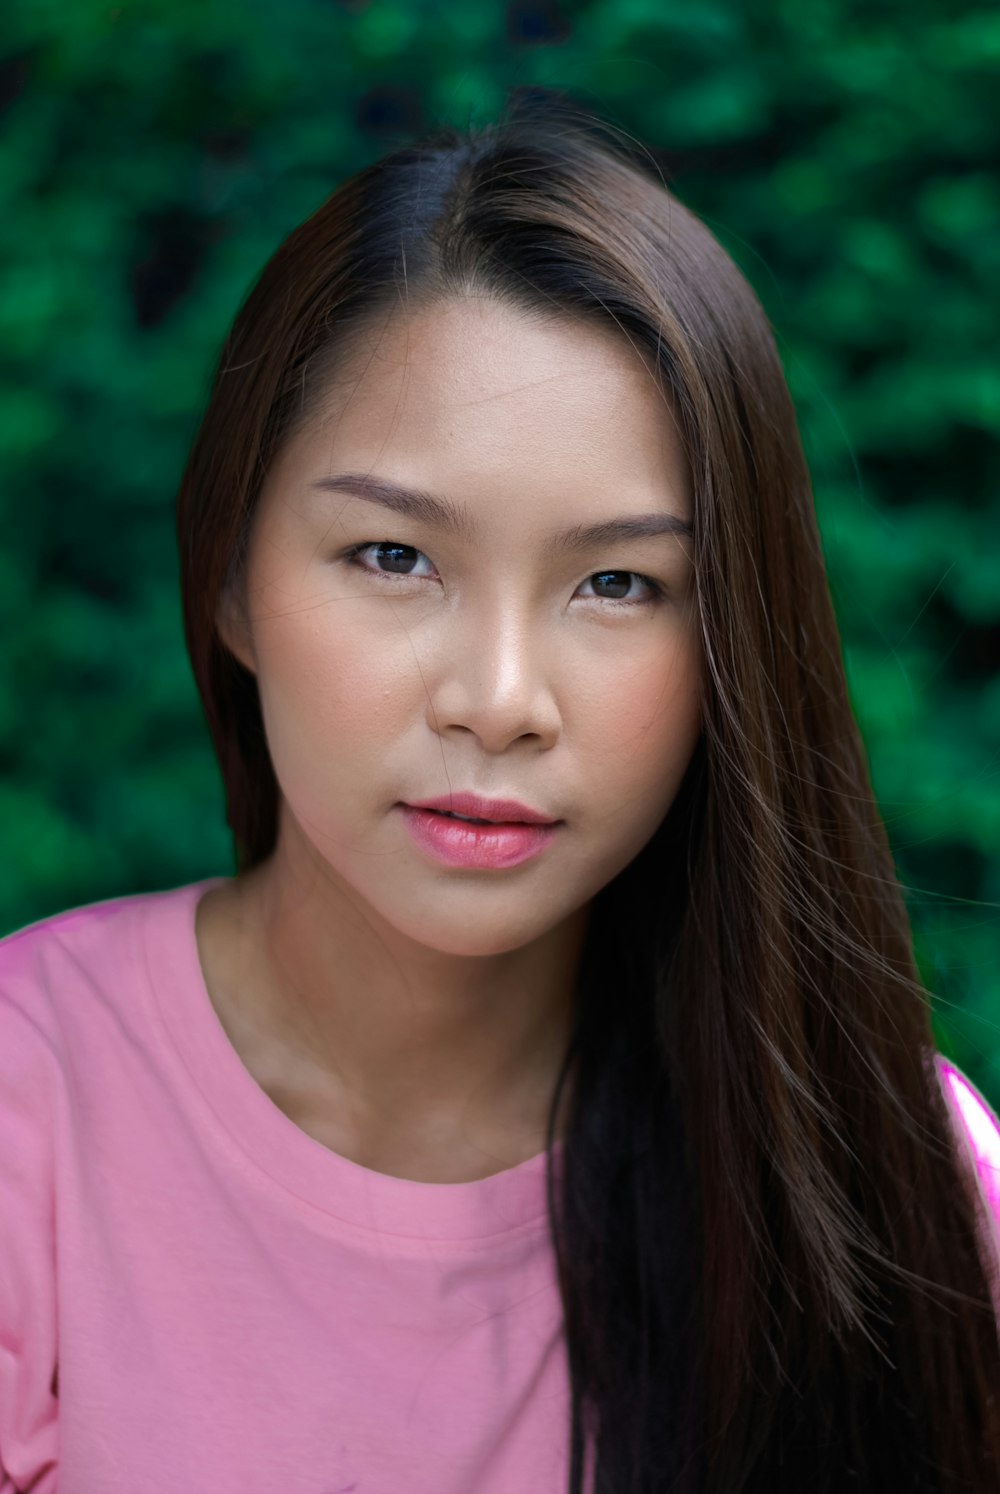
[399,793,561,869]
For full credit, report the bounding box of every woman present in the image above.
[2,91,998,1493]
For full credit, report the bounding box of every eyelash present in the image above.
[341,541,668,609]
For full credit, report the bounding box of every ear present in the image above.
[215,582,257,677]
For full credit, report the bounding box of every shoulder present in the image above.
[0,882,209,1053]
[0,889,143,1017]
[935,1054,1000,1177]
[935,1053,1000,1285]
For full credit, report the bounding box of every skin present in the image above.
[198,295,703,1183]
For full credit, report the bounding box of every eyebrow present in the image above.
[309,472,693,551]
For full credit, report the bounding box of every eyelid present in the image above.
[341,540,669,606]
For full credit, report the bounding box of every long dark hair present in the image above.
[176,89,1000,1491]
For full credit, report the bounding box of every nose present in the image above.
[424,600,562,753]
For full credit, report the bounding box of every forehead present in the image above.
[264,298,692,527]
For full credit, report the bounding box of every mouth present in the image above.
[398,804,561,869]
[432,809,519,826]
[403,794,559,826]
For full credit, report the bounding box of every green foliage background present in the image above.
[1,0,998,1108]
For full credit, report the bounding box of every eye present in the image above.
[578,570,666,607]
[342,543,667,608]
[344,541,436,580]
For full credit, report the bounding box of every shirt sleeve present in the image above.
[936,1053,1000,1318]
[0,984,59,1493]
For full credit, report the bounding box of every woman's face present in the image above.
[218,297,703,956]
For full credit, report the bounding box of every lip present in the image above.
[404,793,559,825]
[399,805,560,869]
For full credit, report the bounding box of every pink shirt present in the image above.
[0,879,997,1494]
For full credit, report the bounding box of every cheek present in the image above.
[581,637,702,788]
[252,604,417,767]
[563,636,702,888]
